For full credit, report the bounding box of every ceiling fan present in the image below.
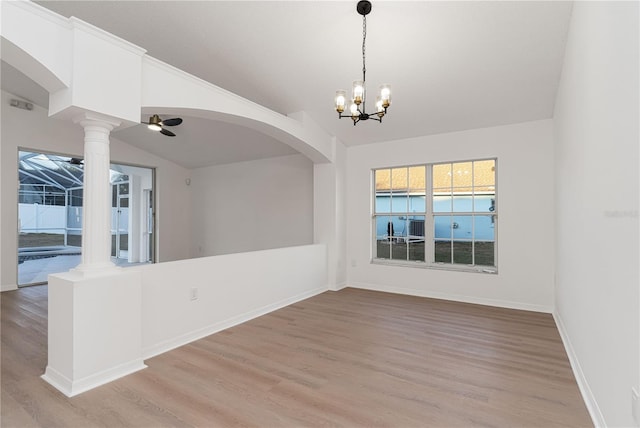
[67,158,84,165]
[142,114,183,137]
[57,157,83,166]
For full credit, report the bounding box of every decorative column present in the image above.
[73,114,120,274]
[44,112,145,398]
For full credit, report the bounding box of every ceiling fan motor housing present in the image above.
[143,114,183,137]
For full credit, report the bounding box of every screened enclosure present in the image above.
[18,151,155,286]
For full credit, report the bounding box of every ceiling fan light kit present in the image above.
[335,0,391,126]
[142,114,183,137]
[146,114,163,131]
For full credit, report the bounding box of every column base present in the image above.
[71,261,119,277]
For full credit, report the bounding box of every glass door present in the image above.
[112,180,129,260]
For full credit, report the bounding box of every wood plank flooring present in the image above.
[1,285,592,427]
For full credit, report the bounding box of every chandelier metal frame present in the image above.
[335,0,391,125]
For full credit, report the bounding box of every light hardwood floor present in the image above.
[1,285,592,427]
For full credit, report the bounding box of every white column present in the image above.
[42,113,148,397]
[73,115,120,274]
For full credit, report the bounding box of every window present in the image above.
[374,166,426,263]
[373,159,497,272]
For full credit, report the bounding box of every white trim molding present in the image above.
[69,17,146,56]
[5,0,71,28]
[330,281,348,292]
[42,360,147,398]
[553,312,605,428]
[1,284,18,292]
[347,282,553,313]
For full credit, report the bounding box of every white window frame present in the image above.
[371,158,498,274]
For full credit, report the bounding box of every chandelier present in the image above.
[335,0,391,125]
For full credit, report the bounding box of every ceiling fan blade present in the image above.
[160,128,176,137]
[161,118,182,127]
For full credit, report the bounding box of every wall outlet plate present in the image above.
[190,288,198,301]
[632,387,640,426]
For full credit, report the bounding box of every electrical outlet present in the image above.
[190,287,198,301]
[351,259,357,267]
[632,388,640,425]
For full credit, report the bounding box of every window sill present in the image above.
[371,258,498,274]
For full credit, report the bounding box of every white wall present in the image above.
[1,90,192,290]
[346,120,555,312]
[189,154,314,257]
[140,244,327,358]
[313,138,348,290]
[553,2,639,427]
[335,139,347,288]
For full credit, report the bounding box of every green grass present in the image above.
[435,241,494,266]
[377,240,494,266]
[19,233,66,248]
[18,233,122,251]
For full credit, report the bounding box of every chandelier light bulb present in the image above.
[375,96,385,117]
[335,90,347,113]
[352,81,364,105]
[379,84,391,108]
[350,102,359,117]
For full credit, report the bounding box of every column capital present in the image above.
[72,111,122,131]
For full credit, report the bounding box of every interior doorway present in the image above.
[17,150,155,286]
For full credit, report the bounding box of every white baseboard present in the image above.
[553,312,605,428]
[41,366,74,396]
[346,282,553,313]
[42,359,147,397]
[142,286,327,359]
[1,284,18,292]
[330,281,347,291]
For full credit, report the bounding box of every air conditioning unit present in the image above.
[409,219,425,237]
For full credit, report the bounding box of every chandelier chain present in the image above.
[362,14,367,85]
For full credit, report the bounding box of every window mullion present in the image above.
[493,161,498,268]
[426,164,434,265]
[471,160,475,266]
[405,170,409,262]
[472,214,476,266]
[389,171,393,260]
[405,214,409,261]
[371,170,375,260]
[449,162,454,264]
